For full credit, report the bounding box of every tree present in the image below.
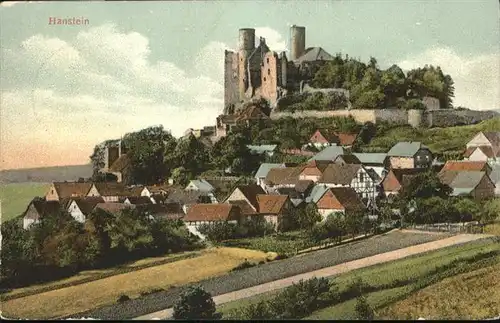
[170,134,211,176]
[381,64,407,106]
[344,210,364,238]
[171,166,189,187]
[354,295,374,320]
[172,286,222,320]
[89,142,106,177]
[453,198,480,224]
[406,65,455,109]
[211,133,257,175]
[399,170,452,201]
[291,203,322,230]
[123,125,175,185]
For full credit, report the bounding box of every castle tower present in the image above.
[290,25,306,61]
[238,28,256,100]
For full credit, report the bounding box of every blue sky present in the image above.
[0,0,499,169]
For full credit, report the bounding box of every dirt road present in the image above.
[134,233,492,320]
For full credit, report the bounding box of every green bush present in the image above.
[172,286,222,320]
[117,294,130,303]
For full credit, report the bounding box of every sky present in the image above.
[0,0,499,170]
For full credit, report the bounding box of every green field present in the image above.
[218,237,500,320]
[363,117,500,154]
[0,182,50,223]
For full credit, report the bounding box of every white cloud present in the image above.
[255,27,288,52]
[398,47,500,111]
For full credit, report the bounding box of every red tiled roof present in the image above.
[184,204,238,222]
[257,194,289,214]
[318,164,362,185]
[264,167,304,185]
[94,203,136,214]
[440,161,490,173]
[228,200,257,215]
[94,182,129,196]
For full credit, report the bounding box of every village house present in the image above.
[381,168,427,198]
[224,184,266,211]
[63,196,105,223]
[489,165,500,196]
[137,203,185,221]
[464,131,500,165]
[184,204,242,239]
[352,153,389,179]
[254,163,286,187]
[45,182,93,201]
[333,154,361,165]
[255,194,292,230]
[272,180,315,207]
[216,105,269,137]
[387,142,433,169]
[299,160,331,182]
[308,145,346,163]
[247,144,278,157]
[166,188,213,214]
[22,199,61,230]
[315,187,366,220]
[439,170,495,200]
[184,179,218,203]
[439,160,492,176]
[263,166,305,192]
[88,182,129,202]
[127,185,152,197]
[317,164,378,203]
[122,196,154,205]
[308,129,358,149]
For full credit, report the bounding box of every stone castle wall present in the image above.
[270,108,497,128]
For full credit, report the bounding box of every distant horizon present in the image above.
[1,1,499,169]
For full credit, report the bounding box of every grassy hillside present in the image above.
[0,182,50,223]
[362,117,500,155]
[0,164,93,184]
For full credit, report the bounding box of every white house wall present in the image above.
[468,149,489,162]
[67,201,86,223]
[466,133,491,148]
[23,218,38,230]
[87,185,100,197]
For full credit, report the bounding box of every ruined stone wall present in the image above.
[373,109,409,125]
[270,109,377,123]
[426,109,499,127]
[224,50,240,108]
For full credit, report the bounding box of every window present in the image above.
[268,69,271,75]
[263,77,267,82]
[266,58,269,64]
[359,173,364,183]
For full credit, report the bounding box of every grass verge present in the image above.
[1,247,271,320]
[217,237,500,320]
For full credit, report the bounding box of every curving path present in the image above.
[134,233,493,320]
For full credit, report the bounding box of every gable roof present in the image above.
[449,171,487,189]
[137,203,184,220]
[166,189,205,205]
[318,164,362,185]
[391,168,428,184]
[255,163,286,179]
[52,182,93,199]
[257,194,289,214]
[464,146,497,158]
[264,167,304,185]
[184,204,238,222]
[329,187,365,211]
[309,145,346,162]
[94,203,136,215]
[94,182,128,196]
[294,179,315,194]
[440,161,490,173]
[352,153,388,165]
[24,199,61,220]
[334,154,361,165]
[305,185,330,204]
[186,179,215,192]
[232,184,266,209]
[387,142,428,157]
[482,132,500,147]
[69,197,105,215]
[489,164,500,183]
[294,47,335,64]
[235,106,269,122]
[304,160,332,172]
[438,170,460,186]
[124,196,153,205]
[335,133,358,146]
[228,200,257,215]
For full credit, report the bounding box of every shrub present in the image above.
[354,295,374,320]
[172,286,222,320]
[117,294,130,303]
[231,260,257,271]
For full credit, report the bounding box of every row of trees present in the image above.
[309,210,376,243]
[312,54,455,110]
[277,91,349,112]
[1,206,201,288]
[90,125,264,185]
[385,170,499,226]
[90,113,365,186]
